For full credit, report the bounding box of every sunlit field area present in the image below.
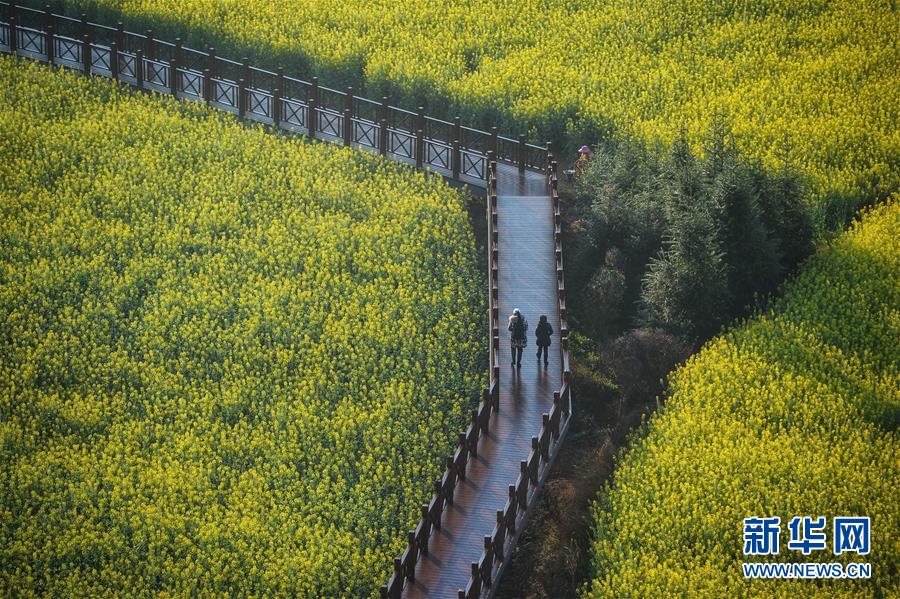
[585,200,899,597]
[72,0,899,215]
[0,56,483,596]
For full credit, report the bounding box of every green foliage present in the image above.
[69,0,900,209]
[585,200,900,597]
[583,266,627,339]
[578,128,814,343]
[0,56,484,597]
[641,203,733,341]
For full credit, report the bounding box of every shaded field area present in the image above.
[54,0,900,214]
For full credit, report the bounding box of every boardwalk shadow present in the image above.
[472,453,491,466]
[458,476,482,491]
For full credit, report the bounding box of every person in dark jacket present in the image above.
[535,314,553,366]
[508,308,528,367]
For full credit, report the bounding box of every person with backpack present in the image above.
[535,314,553,366]
[508,308,528,367]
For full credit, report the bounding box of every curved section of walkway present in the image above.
[402,164,569,598]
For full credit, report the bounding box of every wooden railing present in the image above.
[458,159,573,599]
[378,158,503,599]
[0,2,548,188]
[486,155,502,385]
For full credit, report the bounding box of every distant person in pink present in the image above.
[576,145,593,172]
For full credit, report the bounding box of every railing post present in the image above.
[379,118,388,155]
[518,133,526,173]
[494,510,505,559]
[419,504,430,554]
[393,558,402,597]
[445,457,456,504]
[416,106,425,137]
[272,86,282,125]
[206,47,216,77]
[519,461,529,504]
[109,42,118,80]
[241,56,250,87]
[490,126,498,157]
[344,86,354,112]
[43,4,53,61]
[507,484,517,533]
[44,23,55,63]
[170,38,182,95]
[468,409,478,457]
[308,97,318,140]
[552,392,561,439]
[431,479,443,530]
[115,22,124,54]
[483,536,493,587]
[541,415,551,461]
[237,78,246,117]
[380,95,389,126]
[406,531,417,581]
[308,77,319,140]
[169,56,179,95]
[276,66,285,94]
[79,14,87,40]
[456,432,467,480]
[144,29,154,60]
[545,141,553,170]
[8,16,16,54]
[452,115,462,178]
[343,108,352,145]
[202,68,211,104]
[415,129,424,168]
[81,34,91,76]
[343,86,353,145]
[310,76,319,104]
[381,96,391,153]
[135,49,144,89]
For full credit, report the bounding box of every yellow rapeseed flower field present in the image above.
[584,199,899,597]
[0,56,484,596]
[72,0,899,209]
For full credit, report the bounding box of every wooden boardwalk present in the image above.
[402,164,570,598]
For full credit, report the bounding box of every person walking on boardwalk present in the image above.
[535,314,553,366]
[508,308,528,368]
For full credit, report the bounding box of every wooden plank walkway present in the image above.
[403,164,568,598]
